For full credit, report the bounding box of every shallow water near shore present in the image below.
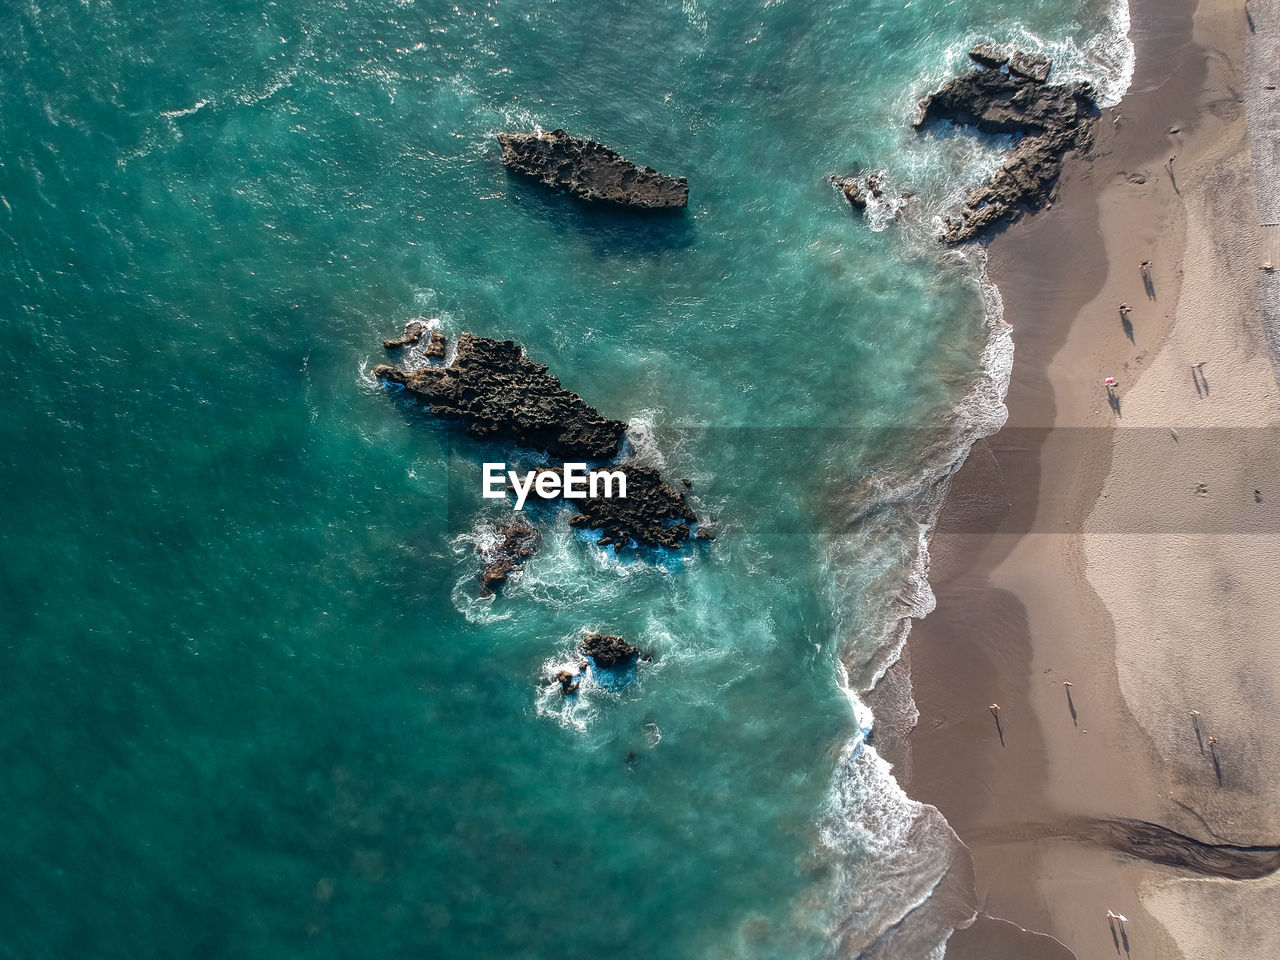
[0,0,1129,956]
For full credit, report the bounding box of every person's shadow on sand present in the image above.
[1143,272,1157,299]
[1107,391,1122,417]
[1192,365,1210,396]
[1121,314,1134,343]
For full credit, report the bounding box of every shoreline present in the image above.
[898,0,1280,955]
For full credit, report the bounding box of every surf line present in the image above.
[482,462,627,510]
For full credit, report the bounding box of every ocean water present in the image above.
[0,1,1130,957]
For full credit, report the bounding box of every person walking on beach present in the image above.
[1119,302,1131,315]
[1140,260,1152,275]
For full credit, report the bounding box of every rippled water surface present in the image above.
[0,0,1130,956]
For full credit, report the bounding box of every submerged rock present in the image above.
[374,333,626,460]
[498,129,689,209]
[915,64,1098,243]
[581,633,640,669]
[477,517,540,597]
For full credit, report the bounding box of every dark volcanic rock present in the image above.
[581,633,640,669]
[915,67,1098,243]
[567,463,697,550]
[554,668,581,695]
[425,330,446,359]
[477,517,540,597]
[968,42,1009,69]
[915,67,1091,135]
[374,333,626,460]
[1008,51,1052,83]
[498,129,689,209]
[383,320,426,350]
[375,331,700,553]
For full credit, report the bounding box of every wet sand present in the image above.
[901,0,1280,955]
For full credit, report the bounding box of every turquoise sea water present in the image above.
[0,1,1130,957]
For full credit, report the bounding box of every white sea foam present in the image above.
[809,230,1017,950]
[619,410,668,470]
[159,99,210,121]
[934,2,1135,109]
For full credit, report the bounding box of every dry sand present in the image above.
[900,0,1280,956]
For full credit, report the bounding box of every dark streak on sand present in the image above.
[984,818,1280,880]
[1081,817,1280,880]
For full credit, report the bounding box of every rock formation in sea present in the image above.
[383,320,446,358]
[967,42,1009,70]
[567,463,696,550]
[1007,50,1052,84]
[375,332,699,554]
[374,333,627,460]
[477,517,540,597]
[581,633,640,669]
[829,171,915,222]
[916,50,1099,244]
[425,330,446,358]
[831,171,888,210]
[497,129,689,209]
[383,320,426,350]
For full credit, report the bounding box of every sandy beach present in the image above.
[901,0,1280,955]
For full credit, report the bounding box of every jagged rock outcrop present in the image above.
[581,633,640,669]
[831,171,887,210]
[498,129,689,208]
[1008,51,1052,83]
[968,43,1009,69]
[567,464,697,550]
[383,320,426,350]
[966,43,1051,82]
[830,171,914,223]
[374,333,626,460]
[916,62,1098,243]
[477,518,540,597]
[375,332,700,553]
[384,321,446,358]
